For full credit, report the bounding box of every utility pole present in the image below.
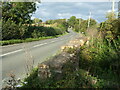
[79,18,81,27]
[112,0,115,12]
[118,1,120,18]
[79,18,81,31]
[66,18,68,22]
[110,0,115,18]
[87,12,91,28]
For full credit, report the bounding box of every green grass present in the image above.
[0,33,67,46]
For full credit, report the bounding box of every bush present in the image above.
[26,26,65,38]
[2,20,20,40]
[78,36,120,86]
[2,19,27,40]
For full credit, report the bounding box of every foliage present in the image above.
[45,20,55,24]
[2,2,36,24]
[33,18,42,24]
[2,2,68,41]
[78,37,120,87]
[78,13,120,87]
[20,38,120,88]
[26,26,65,38]
[77,19,87,33]
[99,12,120,41]
[2,2,37,40]
[2,19,27,40]
[45,19,68,32]
[67,16,97,33]
[74,18,97,34]
[68,16,77,28]
[20,16,119,88]
[0,36,59,46]
[106,12,116,22]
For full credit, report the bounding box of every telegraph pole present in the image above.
[118,1,120,18]
[66,18,67,22]
[79,18,81,27]
[79,18,81,31]
[87,12,91,28]
[110,0,115,18]
[112,0,115,12]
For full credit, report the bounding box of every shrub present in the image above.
[2,19,27,40]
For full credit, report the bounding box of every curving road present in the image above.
[0,30,77,80]
[1,30,78,82]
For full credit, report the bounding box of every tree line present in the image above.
[67,16,97,33]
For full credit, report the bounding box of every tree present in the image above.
[73,18,97,33]
[33,18,42,24]
[106,12,116,22]
[2,2,36,24]
[88,18,97,27]
[68,16,77,28]
[99,12,119,40]
[45,20,54,24]
[2,2,37,40]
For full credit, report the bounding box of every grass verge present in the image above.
[0,33,68,46]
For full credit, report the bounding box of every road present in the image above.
[1,30,78,82]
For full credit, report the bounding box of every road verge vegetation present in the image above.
[3,25,120,88]
[0,33,67,46]
[2,2,68,46]
[1,20,68,46]
[18,16,119,88]
[19,27,119,88]
[2,11,120,88]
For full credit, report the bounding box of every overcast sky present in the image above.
[31,2,118,23]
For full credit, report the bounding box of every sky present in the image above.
[31,1,118,23]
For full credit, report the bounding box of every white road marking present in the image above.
[1,42,48,57]
[1,36,68,57]
[51,41,55,43]
[0,49,22,57]
[33,43,47,48]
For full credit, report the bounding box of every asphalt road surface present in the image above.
[1,30,78,82]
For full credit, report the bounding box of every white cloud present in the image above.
[58,13,71,16]
[75,3,83,6]
[32,2,118,22]
[58,13,62,16]
[107,9,118,12]
[31,16,36,20]
[57,13,71,19]
[107,9,112,12]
